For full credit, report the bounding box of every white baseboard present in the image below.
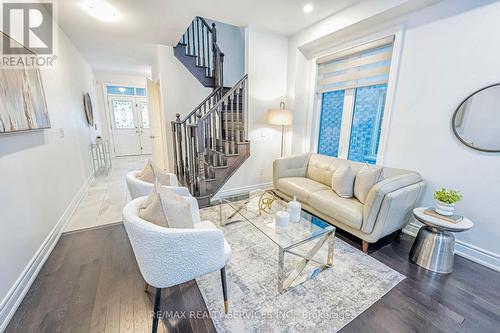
[211,182,273,202]
[0,173,94,332]
[403,222,500,272]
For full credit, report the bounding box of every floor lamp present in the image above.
[267,102,293,157]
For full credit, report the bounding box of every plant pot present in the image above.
[435,200,455,216]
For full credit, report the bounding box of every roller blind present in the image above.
[316,36,394,93]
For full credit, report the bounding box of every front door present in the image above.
[109,96,151,156]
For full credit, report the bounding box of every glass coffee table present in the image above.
[219,190,336,293]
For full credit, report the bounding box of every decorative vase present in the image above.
[287,196,301,223]
[275,210,290,227]
[435,200,455,216]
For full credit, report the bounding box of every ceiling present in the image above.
[56,0,391,76]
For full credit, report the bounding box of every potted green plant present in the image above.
[433,188,463,216]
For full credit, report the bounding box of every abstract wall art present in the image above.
[0,32,50,134]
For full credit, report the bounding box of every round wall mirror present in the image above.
[452,84,500,152]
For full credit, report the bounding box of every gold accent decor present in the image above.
[258,190,278,214]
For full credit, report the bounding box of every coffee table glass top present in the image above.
[219,190,335,250]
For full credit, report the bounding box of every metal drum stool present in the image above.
[409,207,473,274]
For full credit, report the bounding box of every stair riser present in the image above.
[205,143,250,193]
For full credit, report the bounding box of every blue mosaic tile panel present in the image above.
[318,90,345,157]
[348,84,387,164]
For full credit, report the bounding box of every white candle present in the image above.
[275,210,290,227]
[287,196,302,223]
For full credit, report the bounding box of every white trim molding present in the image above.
[403,222,500,273]
[211,182,273,202]
[0,174,95,332]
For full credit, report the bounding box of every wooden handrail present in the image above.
[196,16,213,33]
[199,75,247,122]
[172,86,222,124]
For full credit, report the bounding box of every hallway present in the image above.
[64,156,148,232]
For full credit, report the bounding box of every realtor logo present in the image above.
[2,1,53,54]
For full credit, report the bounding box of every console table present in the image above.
[90,141,112,176]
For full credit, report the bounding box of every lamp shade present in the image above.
[267,108,292,126]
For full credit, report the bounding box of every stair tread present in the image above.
[204,178,217,182]
[206,164,228,169]
[222,139,249,144]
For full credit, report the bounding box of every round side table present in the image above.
[409,207,473,274]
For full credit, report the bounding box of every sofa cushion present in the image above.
[306,154,336,186]
[332,165,356,198]
[354,164,383,204]
[308,190,364,230]
[275,177,330,202]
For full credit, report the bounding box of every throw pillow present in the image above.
[151,163,174,186]
[332,165,356,198]
[138,159,173,185]
[158,187,195,229]
[354,164,383,204]
[138,159,156,183]
[138,185,168,227]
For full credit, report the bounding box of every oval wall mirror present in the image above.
[452,84,500,152]
[83,92,94,126]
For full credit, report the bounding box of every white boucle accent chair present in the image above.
[123,196,231,333]
[126,170,181,199]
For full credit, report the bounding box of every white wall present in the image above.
[286,0,500,270]
[205,19,245,87]
[152,45,212,171]
[93,72,148,149]
[0,28,101,327]
[218,26,288,193]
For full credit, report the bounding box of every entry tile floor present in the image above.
[64,155,149,232]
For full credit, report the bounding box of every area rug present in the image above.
[197,201,405,332]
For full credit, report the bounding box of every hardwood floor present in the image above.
[5,224,500,332]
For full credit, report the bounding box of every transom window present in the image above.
[107,85,147,97]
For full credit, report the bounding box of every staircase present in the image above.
[171,17,250,206]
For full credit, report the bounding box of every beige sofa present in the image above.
[273,153,425,252]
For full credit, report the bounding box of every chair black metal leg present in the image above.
[152,287,162,333]
[220,266,228,313]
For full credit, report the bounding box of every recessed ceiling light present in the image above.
[80,1,122,22]
[303,4,314,13]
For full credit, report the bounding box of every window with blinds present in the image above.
[316,36,394,93]
[315,36,395,164]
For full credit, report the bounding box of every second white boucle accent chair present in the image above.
[123,196,231,333]
[126,169,183,199]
